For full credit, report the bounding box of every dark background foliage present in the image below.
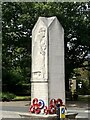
[2,2,90,95]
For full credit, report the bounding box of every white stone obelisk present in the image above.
[31,16,65,106]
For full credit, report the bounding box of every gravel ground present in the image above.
[1,111,21,118]
[1,101,31,107]
[0,100,90,119]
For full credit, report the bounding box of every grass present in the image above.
[14,95,90,102]
[78,95,90,102]
[13,96,31,101]
[1,91,89,102]
[0,92,31,101]
[1,92,16,101]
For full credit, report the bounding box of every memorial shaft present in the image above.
[31,17,65,106]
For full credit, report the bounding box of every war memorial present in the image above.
[19,16,78,119]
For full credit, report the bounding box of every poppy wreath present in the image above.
[29,105,35,113]
[34,103,41,114]
[56,98,63,107]
[50,99,57,106]
[44,106,49,115]
[49,104,56,114]
[32,98,38,105]
[38,99,45,109]
[29,98,45,114]
[29,98,63,115]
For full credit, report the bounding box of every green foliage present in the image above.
[2,2,90,93]
[0,92,16,101]
[73,67,89,95]
[13,96,30,101]
[78,95,90,102]
[2,83,31,96]
[77,80,90,95]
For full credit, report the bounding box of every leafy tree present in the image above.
[2,2,31,87]
[2,2,90,93]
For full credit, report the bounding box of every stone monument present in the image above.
[31,16,65,106]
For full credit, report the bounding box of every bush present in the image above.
[0,92,16,101]
[66,91,72,101]
[72,91,78,101]
[2,84,31,96]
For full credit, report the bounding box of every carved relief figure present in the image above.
[32,27,47,80]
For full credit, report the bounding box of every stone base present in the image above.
[19,113,57,120]
[19,112,78,119]
[65,112,78,119]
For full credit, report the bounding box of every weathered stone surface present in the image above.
[31,16,65,106]
[32,20,48,81]
[31,82,48,106]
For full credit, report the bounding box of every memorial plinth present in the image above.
[31,16,65,106]
[19,112,78,119]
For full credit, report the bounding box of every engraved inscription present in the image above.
[32,71,41,79]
